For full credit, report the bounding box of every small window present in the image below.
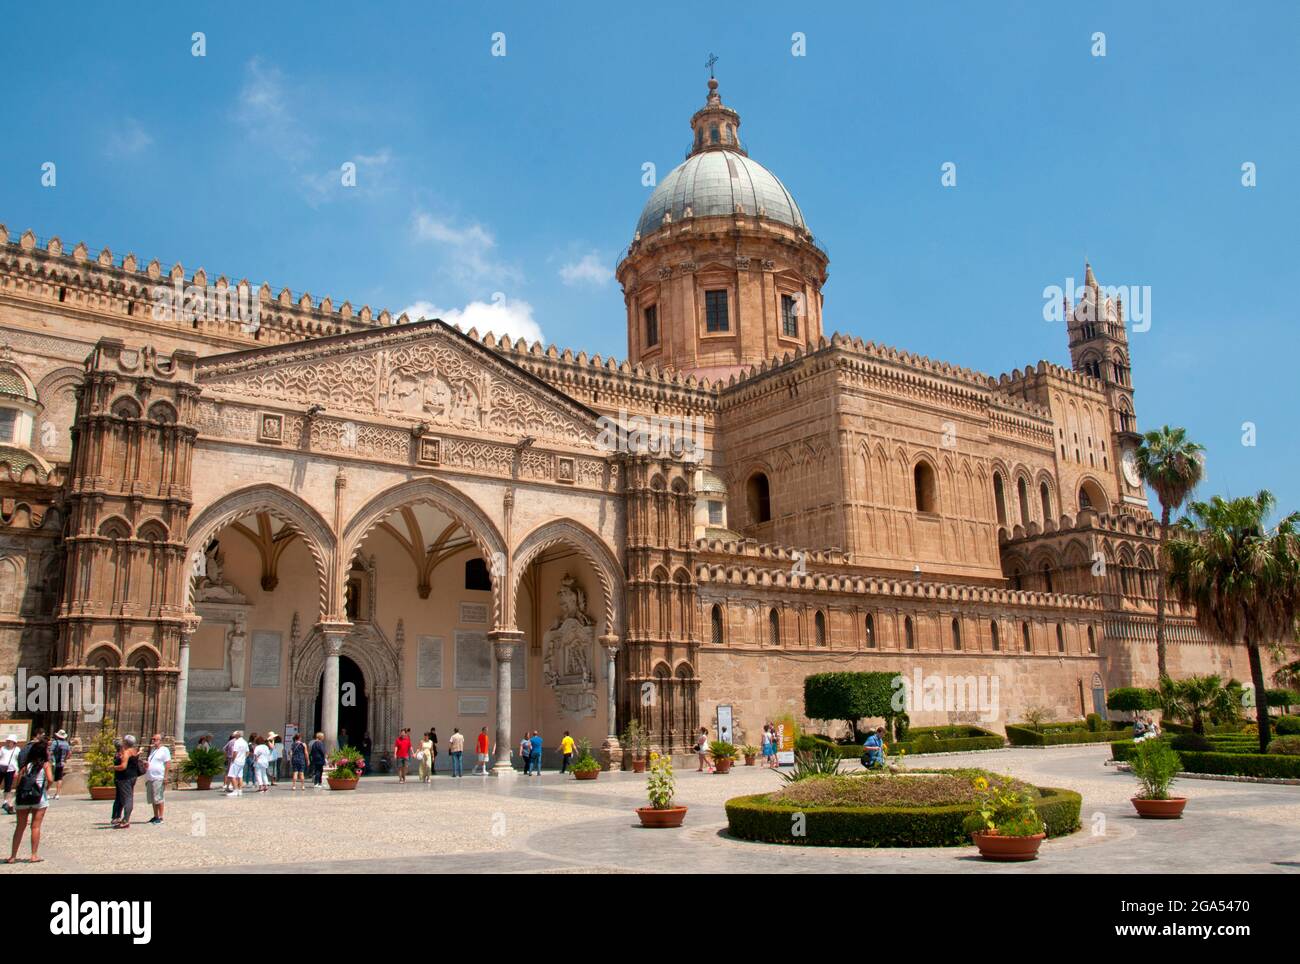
[705,289,729,332]
[465,558,492,591]
[780,294,799,338]
[993,473,1007,526]
[0,409,16,443]
[644,304,659,347]
[815,611,827,647]
[747,473,771,524]
[951,618,961,651]
[865,613,876,649]
[1056,624,1065,653]
[1022,622,1032,652]
[707,500,723,525]
[710,125,719,144]
[711,605,724,645]
[1017,477,1030,526]
[768,609,780,646]
[914,462,937,513]
[1040,482,1052,521]
[990,621,1000,651]
[1042,565,1053,594]
[904,616,915,650]
[1087,626,1096,653]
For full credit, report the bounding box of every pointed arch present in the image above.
[511,517,624,634]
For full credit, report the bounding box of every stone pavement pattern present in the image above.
[3,746,1297,874]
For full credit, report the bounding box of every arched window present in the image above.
[464,558,491,591]
[1017,477,1030,526]
[904,616,915,649]
[1078,479,1108,514]
[990,621,1000,651]
[1042,564,1053,594]
[1022,622,1032,652]
[993,473,1007,526]
[865,613,876,649]
[1040,482,1052,522]
[1087,626,1096,653]
[951,618,962,651]
[747,473,772,524]
[710,125,720,144]
[710,605,724,645]
[913,462,937,513]
[815,610,827,647]
[1056,624,1065,653]
[768,608,781,647]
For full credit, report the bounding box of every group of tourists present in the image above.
[388,726,581,778]
[203,730,330,793]
[1132,716,1161,741]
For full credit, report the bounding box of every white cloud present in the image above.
[401,297,543,345]
[411,212,520,286]
[105,118,153,158]
[234,59,310,165]
[301,149,393,203]
[559,250,613,287]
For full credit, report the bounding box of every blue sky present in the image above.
[3,1,1297,512]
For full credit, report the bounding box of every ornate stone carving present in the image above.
[542,573,597,718]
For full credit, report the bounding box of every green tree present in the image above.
[1136,425,1205,679]
[803,671,898,742]
[1166,491,1300,753]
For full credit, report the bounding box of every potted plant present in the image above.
[964,775,1046,861]
[1128,738,1186,818]
[636,751,687,827]
[84,718,119,801]
[326,745,366,790]
[708,740,736,774]
[181,743,226,791]
[622,720,650,773]
[741,744,759,766]
[571,738,601,780]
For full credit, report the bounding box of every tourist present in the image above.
[226,730,249,797]
[145,733,171,824]
[448,728,464,777]
[361,734,372,769]
[197,734,212,751]
[474,726,490,775]
[695,727,712,773]
[267,732,282,785]
[0,734,20,814]
[18,729,45,769]
[309,732,327,789]
[289,733,308,790]
[529,730,543,775]
[49,729,71,799]
[394,727,412,783]
[6,738,52,863]
[519,732,532,775]
[339,727,349,750]
[111,735,142,828]
[418,731,434,783]
[559,731,575,774]
[252,736,271,792]
[428,728,439,775]
[243,732,259,786]
[863,726,886,768]
[222,732,237,793]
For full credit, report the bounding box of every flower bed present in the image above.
[724,769,1081,847]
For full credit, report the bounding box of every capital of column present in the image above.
[599,633,621,658]
[489,628,525,660]
[317,621,352,655]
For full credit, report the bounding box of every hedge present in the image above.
[1276,716,1300,735]
[802,730,1005,758]
[1110,739,1300,778]
[724,786,1081,847]
[1006,724,1126,747]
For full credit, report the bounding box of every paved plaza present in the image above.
[3,745,1297,874]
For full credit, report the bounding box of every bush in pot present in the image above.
[181,744,226,790]
[326,746,366,790]
[708,740,736,773]
[636,752,687,827]
[622,720,650,772]
[571,738,601,780]
[84,717,119,800]
[963,775,1046,861]
[741,744,759,766]
[1129,738,1185,818]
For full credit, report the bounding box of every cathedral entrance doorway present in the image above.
[315,655,368,754]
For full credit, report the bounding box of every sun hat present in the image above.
[54,729,67,739]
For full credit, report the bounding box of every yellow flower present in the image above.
[973,776,989,792]
[649,751,659,762]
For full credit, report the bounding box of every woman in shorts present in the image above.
[7,739,52,863]
[289,733,308,790]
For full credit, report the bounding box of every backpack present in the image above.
[15,764,44,806]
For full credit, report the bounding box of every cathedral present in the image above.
[0,79,1249,765]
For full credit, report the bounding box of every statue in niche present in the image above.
[229,615,247,691]
[194,541,245,604]
[542,573,596,718]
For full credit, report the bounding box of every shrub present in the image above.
[1265,689,1300,709]
[1107,687,1160,712]
[1020,705,1054,730]
[778,744,843,782]
[571,738,601,774]
[803,671,900,741]
[1170,733,1212,753]
[1006,724,1121,747]
[83,717,119,789]
[1086,713,1105,732]
[1267,736,1300,756]
[181,744,226,779]
[708,740,736,762]
[645,752,676,808]
[1129,739,1182,800]
[1275,715,1300,735]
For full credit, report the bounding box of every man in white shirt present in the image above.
[145,733,171,824]
[0,734,20,814]
[227,730,249,797]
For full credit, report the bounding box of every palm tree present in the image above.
[1156,675,1238,735]
[1166,491,1300,753]
[1136,426,1205,679]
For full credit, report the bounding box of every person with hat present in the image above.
[49,729,71,800]
[0,734,20,814]
[266,731,282,785]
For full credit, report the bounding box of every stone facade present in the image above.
[0,80,1267,764]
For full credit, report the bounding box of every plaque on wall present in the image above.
[459,602,489,625]
[417,635,444,689]
[510,645,527,691]
[458,696,489,716]
[454,630,492,689]
[249,631,282,688]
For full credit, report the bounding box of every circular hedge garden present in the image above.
[724,768,1082,847]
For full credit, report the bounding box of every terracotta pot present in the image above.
[744,755,757,766]
[1132,796,1187,819]
[195,775,213,791]
[631,758,647,773]
[573,769,599,781]
[326,777,359,791]
[89,785,116,801]
[636,806,688,828]
[971,831,1045,862]
[714,758,733,774]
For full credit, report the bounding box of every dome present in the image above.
[635,150,808,240]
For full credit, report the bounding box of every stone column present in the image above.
[490,630,525,777]
[317,623,350,751]
[599,634,622,769]
[174,616,200,746]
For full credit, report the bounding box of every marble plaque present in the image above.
[454,630,491,690]
[458,696,489,716]
[417,635,443,689]
[510,645,527,691]
[249,631,281,688]
[459,602,489,625]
